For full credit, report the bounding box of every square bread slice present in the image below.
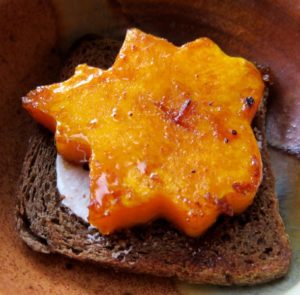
[16,37,291,285]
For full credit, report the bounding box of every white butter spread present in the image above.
[56,155,90,222]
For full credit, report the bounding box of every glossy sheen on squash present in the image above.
[23,28,264,237]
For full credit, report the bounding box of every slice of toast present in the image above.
[16,37,291,285]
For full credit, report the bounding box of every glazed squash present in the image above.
[23,28,264,237]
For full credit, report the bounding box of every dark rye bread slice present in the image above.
[16,37,291,285]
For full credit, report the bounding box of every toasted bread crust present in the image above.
[16,37,291,285]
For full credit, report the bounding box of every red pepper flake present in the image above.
[231,129,237,135]
[174,99,192,123]
[155,99,192,129]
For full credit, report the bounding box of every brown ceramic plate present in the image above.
[0,1,299,294]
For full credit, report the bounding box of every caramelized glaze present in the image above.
[23,29,264,236]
